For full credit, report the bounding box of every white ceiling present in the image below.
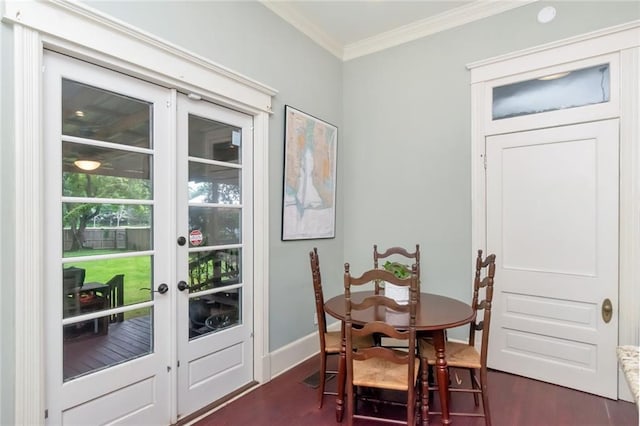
[261,0,538,60]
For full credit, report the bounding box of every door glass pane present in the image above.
[189,206,241,246]
[63,203,152,254]
[189,289,241,339]
[492,63,610,120]
[188,115,241,164]
[186,112,244,342]
[187,248,241,292]
[62,79,152,148]
[60,78,156,382]
[62,256,153,319]
[63,142,152,194]
[63,308,153,381]
[189,162,240,205]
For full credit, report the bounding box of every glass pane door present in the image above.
[44,51,172,425]
[60,79,156,380]
[186,114,243,338]
[176,95,254,417]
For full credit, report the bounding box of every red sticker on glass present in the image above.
[189,230,203,246]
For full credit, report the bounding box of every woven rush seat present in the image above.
[325,331,372,354]
[419,340,481,369]
[353,350,421,391]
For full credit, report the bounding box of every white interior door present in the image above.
[176,95,254,418]
[486,119,619,398]
[44,51,173,424]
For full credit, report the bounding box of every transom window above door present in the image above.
[492,63,610,120]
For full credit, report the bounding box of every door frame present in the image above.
[6,1,276,424]
[468,22,640,400]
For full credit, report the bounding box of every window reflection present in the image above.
[189,206,241,246]
[189,162,240,205]
[188,290,241,340]
[63,141,152,189]
[188,115,241,164]
[62,79,152,148]
[493,64,610,120]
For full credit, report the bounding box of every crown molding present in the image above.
[261,0,538,61]
[343,0,538,61]
[259,0,343,59]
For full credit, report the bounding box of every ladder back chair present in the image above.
[309,248,373,408]
[373,244,421,294]
[419,249,496,426]
[373,244,421,348]
[343,262,427,426]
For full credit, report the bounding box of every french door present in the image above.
[44,51,254,424]
[175,95,254,417]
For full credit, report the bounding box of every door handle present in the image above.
[140,283,169,294]
[177,281,189,292]
[601,298,613,323]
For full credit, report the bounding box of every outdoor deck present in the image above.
[63,315,151,380]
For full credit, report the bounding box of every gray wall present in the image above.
[83,0,345,350]
[342,1,640,339]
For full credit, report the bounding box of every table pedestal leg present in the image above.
[336,323,346,422]
[434,330,451,424]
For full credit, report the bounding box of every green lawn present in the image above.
[66,249,152,318]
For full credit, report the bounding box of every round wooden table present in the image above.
[324,291,475,425]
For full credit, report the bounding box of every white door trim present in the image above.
[469,22,640,400]
[6,1,276,423]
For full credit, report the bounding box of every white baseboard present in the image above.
[269,331,319,379]
[268,321,342,379]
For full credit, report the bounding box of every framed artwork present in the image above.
[282,105,338,240]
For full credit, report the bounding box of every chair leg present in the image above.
[480,367,491,426]
[421,358,430,426]
[470,369,480,406]
[318,352,327,408]
[346,383,354,426]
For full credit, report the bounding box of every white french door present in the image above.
[44,50,173,424]
[175,95,254,417]
[44,51,255,424]
[486,120,619,398]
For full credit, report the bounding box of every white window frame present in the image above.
[4,1,276,423]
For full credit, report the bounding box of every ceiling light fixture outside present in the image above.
[537,6,556,24]
[74,160,101,171]
[538,71,571,81]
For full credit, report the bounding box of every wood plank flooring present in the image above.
[191,355,638,426]
[63,315,151,380]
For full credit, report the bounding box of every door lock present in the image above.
[177,236,187,246]
[177,281,189,292]
[601,298,613,323]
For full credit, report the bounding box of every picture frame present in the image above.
[282,105,338,240]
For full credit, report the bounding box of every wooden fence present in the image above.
[63,227,151,251]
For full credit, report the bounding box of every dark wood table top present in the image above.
[324,291,475,331]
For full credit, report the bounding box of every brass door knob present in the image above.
[601,298,613,323]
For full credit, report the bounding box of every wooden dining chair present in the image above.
[309,248,373,408]
[373,244,421,294]
[343,262,427,426]
[373,244,421,348]
[418,249,496,426]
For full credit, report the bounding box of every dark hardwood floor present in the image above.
[192,355,638,426]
